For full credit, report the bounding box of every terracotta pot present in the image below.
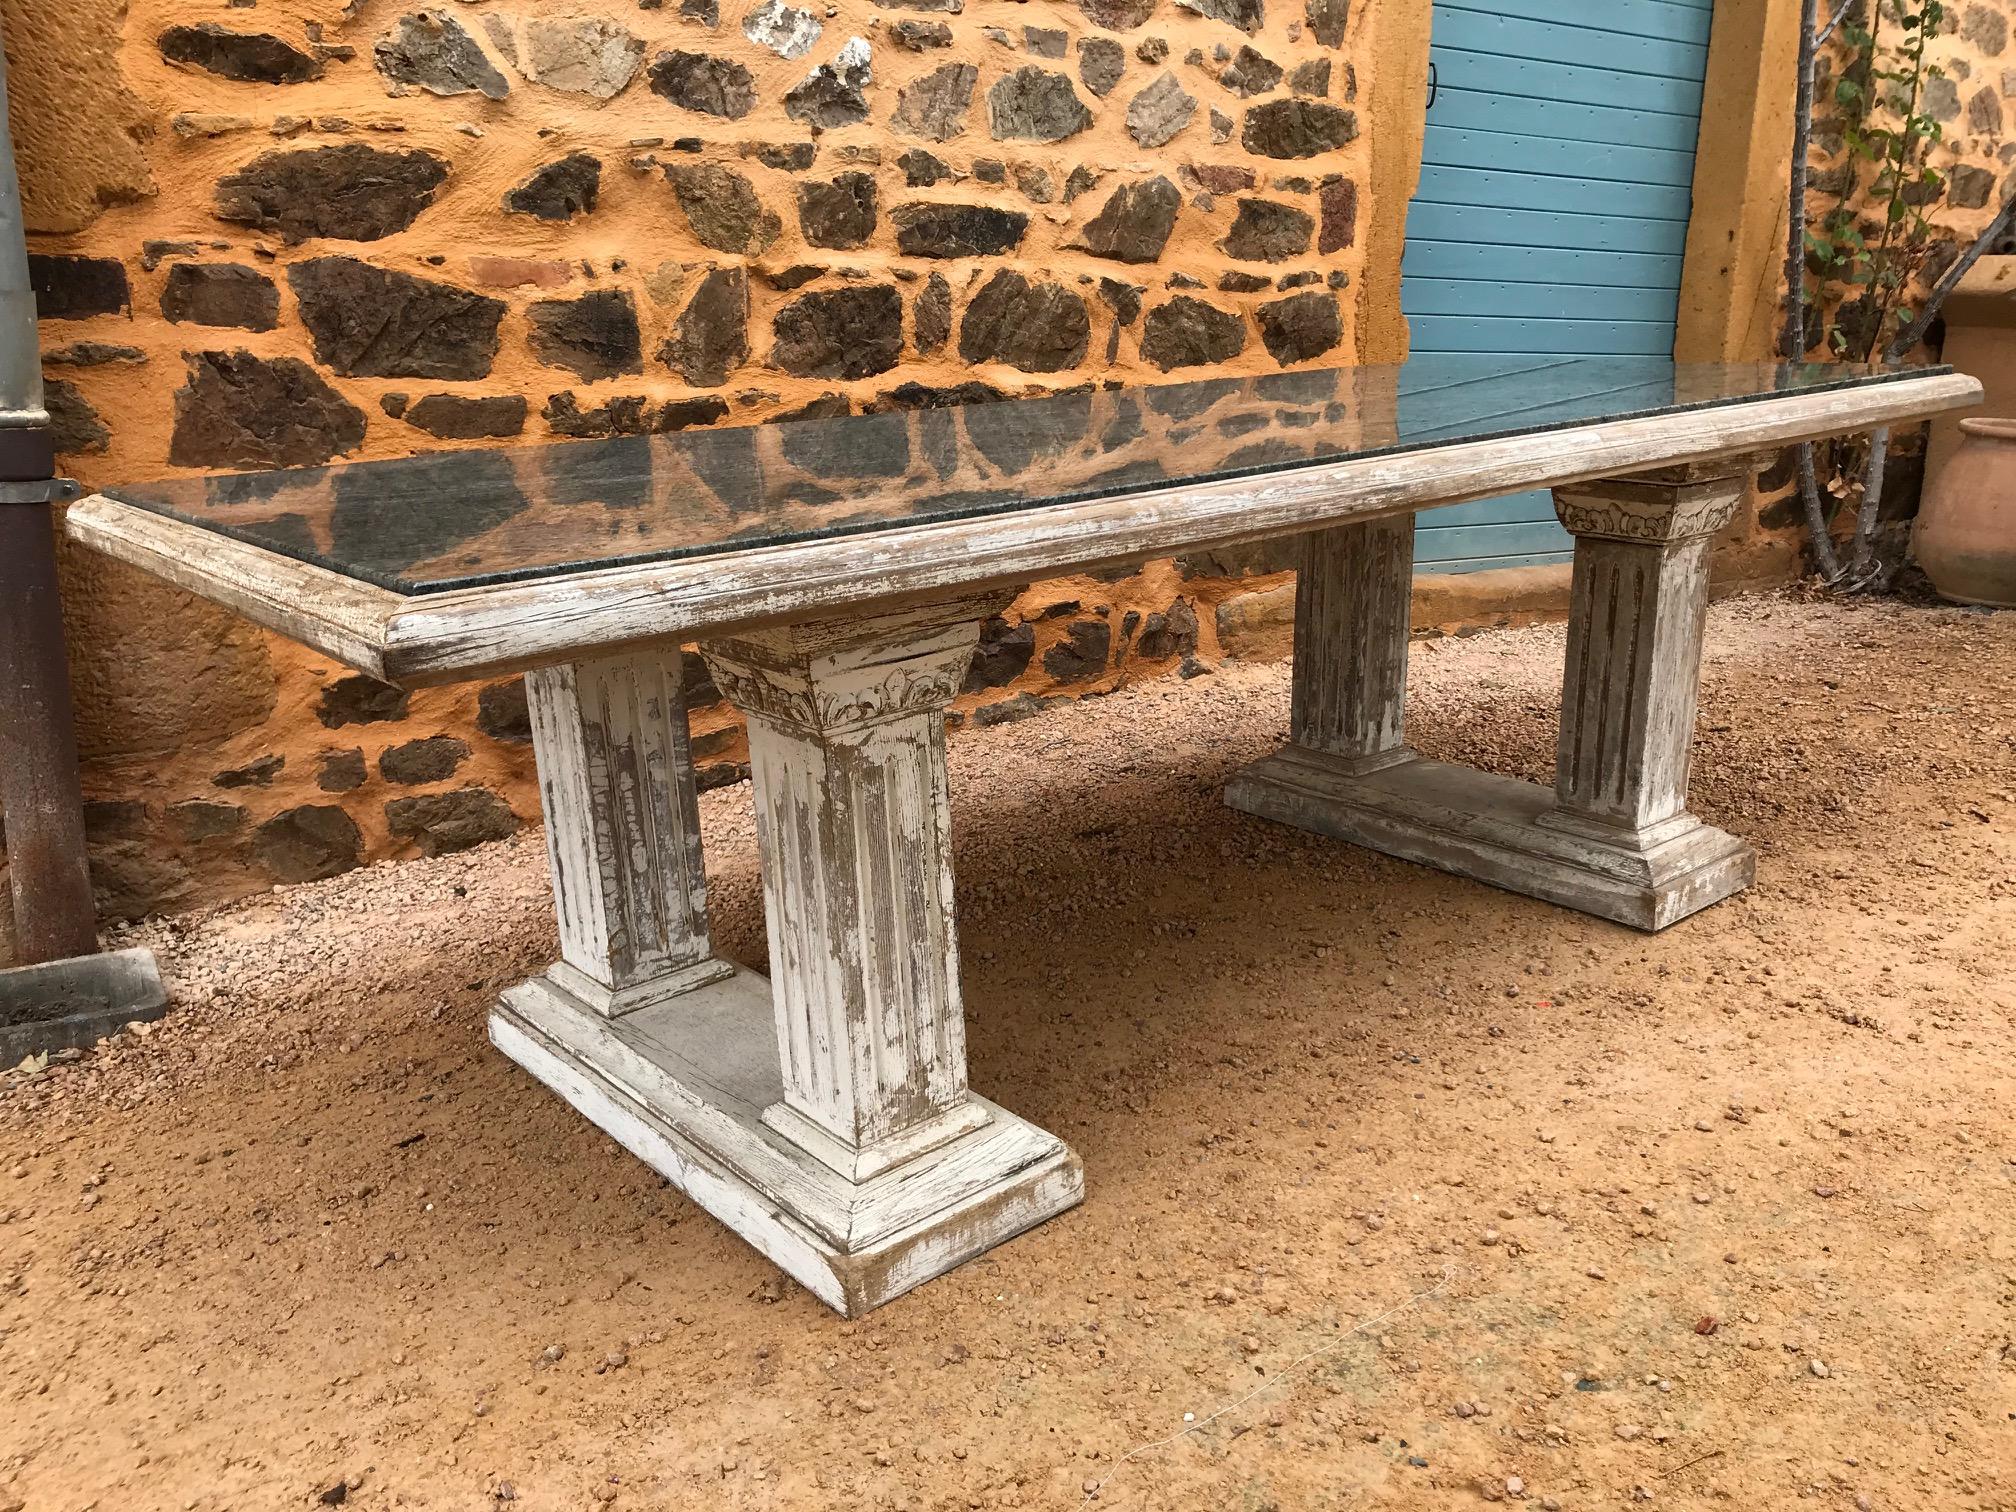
[1915,416,2016,607]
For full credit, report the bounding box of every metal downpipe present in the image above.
[0,31,100,964]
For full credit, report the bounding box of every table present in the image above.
[66,356,1977,1315]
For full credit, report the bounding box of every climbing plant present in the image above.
[1785,0,2016,587]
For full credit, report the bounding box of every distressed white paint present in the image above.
[699,595,1005,1182]
[63,372,1979,687]
[491,968,1081,1316]
[1547,474,1742,840]
[1290,517,1416,774]
[526,648,733,1016]
[1229,469,1756,932]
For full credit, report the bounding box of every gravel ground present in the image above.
[2,593,2013,1512]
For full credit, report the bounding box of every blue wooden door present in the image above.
[1400,0,1714,572]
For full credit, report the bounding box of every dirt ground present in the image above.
[3,594,2014,1512]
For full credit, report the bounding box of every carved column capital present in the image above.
[700,594,1006,736]
[1552,474,1746,545]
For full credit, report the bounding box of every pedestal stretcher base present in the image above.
[1226,748,1755,932]
[490,965,1082,1317]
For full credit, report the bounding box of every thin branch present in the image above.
[1849,424,1889,583]
[1885,192,2016,359]
[1796,440,1846,583]
[1783,0,1821,364]
[1817,0,1857,46]
[1786,0,1846,581]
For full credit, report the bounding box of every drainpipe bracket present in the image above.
[0,476,80,505]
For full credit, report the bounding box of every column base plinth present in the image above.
[1226,748,1755,932]
[491,966,1082,1317]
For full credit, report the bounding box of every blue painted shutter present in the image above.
[1399,0,1713,572]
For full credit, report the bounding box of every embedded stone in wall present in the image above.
[771,285,904,378]
[45,341,147,367]
[44,379,109,456]
[893,201,1029,256]
[914,272,952,353]
[476,680,533,743]
[1256,289,1339,365]
[785,38,873,130]
[1043,620,1112,683]
[659,266,750,386]
[214,754,284,789]
[166,799,247,843]
[28,254,130,319]
[891,20,954,49]
[1289,58,1330,97]
[386,789,520,856]
[958,270,1091,373]
[254,805,364,884]
[1317,175,1356,252]
[1126,73,1196,148]
[402,393,528,438]
[317,749,367,792]
[1968,86,2002,134]
[1175,0,1264,32]
[1305,0,1348,47]
[1242,98,1356,157]
[798,171,878,247]
[319,674,412,728]
[893,62,977,140]
[1964,1,2009,54]
[1950,164,1996,209]
[376,11,510,99]
[1079,37,1126,97]
[1223,197,1313,260]
[1073,0,1158,28]
[1069,175,1180,263]
[379,735,471,785]
[169,350,368,469]
[648,50,758,118]
[158,23,324,85]
[743,0,824,60]
[898,148,951,185]
[746,141,819,171]
[160,263,280,331]
[504,153,602,221]
[1220,45,1282,97]
[491,14,644,98]
[1141,294,1245,370]
[965,616,1034,689]
[1135,598,1198,660]
[544,392,731,435]
[664,163,782,252]
[528,289,644,381]
[988,66,1092,141]
[289,257,506,379]
[682,0,721,24]
[215,145,449,243]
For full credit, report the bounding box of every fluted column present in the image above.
[526,648,733,1017]
[1545,469,1745,843]
[699,595,1004,1182]
[1289,517,1416,773]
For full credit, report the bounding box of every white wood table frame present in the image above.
[66,357,1978,1314]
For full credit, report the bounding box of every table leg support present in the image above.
[1227,471,1757,931]
[490,613,1080,1318]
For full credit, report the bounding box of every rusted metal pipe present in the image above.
[0,34,98,964]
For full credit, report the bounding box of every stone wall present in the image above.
[3,0,1400,938]
[1777,1,2016,552]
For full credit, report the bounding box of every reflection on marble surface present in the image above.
[107,355,1944,596]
